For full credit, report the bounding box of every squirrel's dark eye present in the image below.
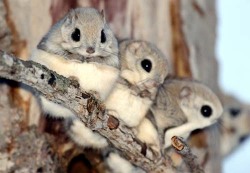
[141,59,152,73]
[71,28,81,42]
[201,105,212,118]
[229,108,241,118]
[101,29,106,43]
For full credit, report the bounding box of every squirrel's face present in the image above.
[179,83,223,127]
[120,41,169,91]
[221,105,250,143]
[60,8,118,60]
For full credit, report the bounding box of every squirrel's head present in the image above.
[39,7,119,67]
[178,81,223,127]
[119,40,169,95]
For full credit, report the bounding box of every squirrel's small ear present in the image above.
[179,86,192,99]
[128,42,141,53]
[61,9,76,41]
[100,9,105,19]
[64,9,77,26]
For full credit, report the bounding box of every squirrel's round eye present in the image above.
[229,108,241,118]
[101,29,106,43]
[71,28,81,42]
[141,59,152,73]
[201,105,212,118]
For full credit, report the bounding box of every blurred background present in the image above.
[216,0,250,172]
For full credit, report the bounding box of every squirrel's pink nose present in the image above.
[86,47,95,54]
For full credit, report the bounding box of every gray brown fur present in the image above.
[151,78,223,147]
[37,7,119,68]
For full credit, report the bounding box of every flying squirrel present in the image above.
[30,8,120,148]
[67,40,169,149]
[151,78,223,148]
[30,7,120,119]
[105,78,223,173]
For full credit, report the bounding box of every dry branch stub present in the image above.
[171,136,204,173]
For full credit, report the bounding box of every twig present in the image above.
[171,136,204,173]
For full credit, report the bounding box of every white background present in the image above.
[216,0,250,172]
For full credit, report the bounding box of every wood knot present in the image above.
[37,167,43,173]
[141,142,147,156]
[96,102,106,113]
[48,73,56,87]
[82,93,90,99]
[171,136,184,151]
[68,76,80,88]
[40,74,44,79]
[107,115,119,130]
[87,97,96,113]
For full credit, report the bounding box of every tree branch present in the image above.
[171,136,204,173]
[0,51,173,172]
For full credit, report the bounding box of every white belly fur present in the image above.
[31,49,119,100]
[40,96,75,118]
[136,118,160,153]
[30,49,119,118]
[105,84,152,127]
